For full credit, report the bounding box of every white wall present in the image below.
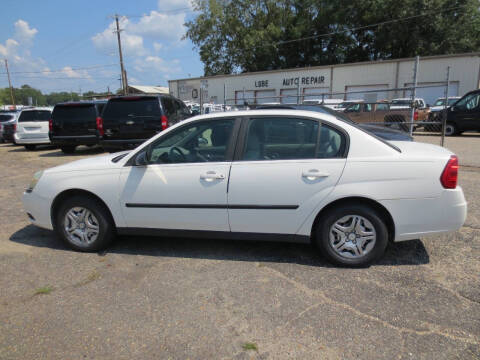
[169,54,480,105]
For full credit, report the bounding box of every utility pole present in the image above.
[4,59,15,105]
[114,14,127,95]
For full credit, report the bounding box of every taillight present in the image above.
[440,155,459,189]
[414,111,418,121]
[96,116,104,136]
[161,115,168,130]
[13,124,16,132]
[48,119,53,131]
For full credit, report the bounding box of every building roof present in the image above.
[128,85,169,94]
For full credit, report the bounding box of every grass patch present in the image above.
[242,342,258,351]
[74,270,101,288]
[34,286,53,295]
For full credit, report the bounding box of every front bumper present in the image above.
[22,190,53,230]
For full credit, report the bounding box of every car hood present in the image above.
[430,105,449,112]
[358,124,413,141]
[46,151,130,173]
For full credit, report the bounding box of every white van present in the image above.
[14,107,53,150]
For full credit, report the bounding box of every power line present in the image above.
[0,63,117,75]
[271,5,467,47]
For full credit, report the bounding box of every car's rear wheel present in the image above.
[24,145,36,151]
[61,145,76,154]
[314,204,389,267]
[54,196,115,252]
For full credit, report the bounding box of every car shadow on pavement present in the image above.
[7,145,58,152]
[10,225,429,267]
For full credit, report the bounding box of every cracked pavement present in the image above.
[0,138,479,359]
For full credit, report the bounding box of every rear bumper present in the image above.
[15,133,50,145]
[380,187,467,242]
[50,134,99,146]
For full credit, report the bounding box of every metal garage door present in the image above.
[280,89,298,104]
[346,85,389,102]
[303,87,330,101]
[404,82,459,106]
[255,90,277,104]
[235,90,255,105]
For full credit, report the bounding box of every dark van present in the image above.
[444,89,480,136]
[50,100,107,153]
[99,95,191,151]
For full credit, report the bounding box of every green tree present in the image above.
[185,0,480,75]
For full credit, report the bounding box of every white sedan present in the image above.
[22,110,467,266]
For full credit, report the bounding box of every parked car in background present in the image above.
[390,98,430,121]
[256,104,412,141]
[334,100,364,111]
[442,89,480,136]
[0,111,18,143]
[100,95,192,151]
[14,107,52,150]
[343,102,419,132]
[428,97,461,120]
[50,100,107,153]
[23,109,466,267]
[303,99,343,109]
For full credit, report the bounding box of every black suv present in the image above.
[50,100,107,153]
[443,89,480,136]
[99,95,191,151]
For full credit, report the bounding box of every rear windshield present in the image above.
[0,114,14,122]
[53,104,96,121]
[103,98,161,118]
[18,110,51,122]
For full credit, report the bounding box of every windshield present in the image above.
[18,110,51,122]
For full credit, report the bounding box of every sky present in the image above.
[0,0,203,94]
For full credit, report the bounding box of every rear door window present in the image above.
[243,117,346,160]
[161,97,176,118]
[52,105,96,121]
[18,110,51,122]
[103,97,161,118]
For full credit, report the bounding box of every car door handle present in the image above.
[200,171,225,181]
[302,169,329,180]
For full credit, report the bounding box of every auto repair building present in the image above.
[168,52,480,106]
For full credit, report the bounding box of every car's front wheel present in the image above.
[314,204,389,267]
[444,123,458,136]
[55,196,115,252]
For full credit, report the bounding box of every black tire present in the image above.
[61,145,76,154]
[444,123,458,136]
[24,144,36,151]
[314,204,389,267]
[54,195,115,252]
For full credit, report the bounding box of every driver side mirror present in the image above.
[134,150,149,166]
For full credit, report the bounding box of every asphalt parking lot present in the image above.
[0,136,479,360]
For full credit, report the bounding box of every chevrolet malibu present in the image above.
[22,110,467,266]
